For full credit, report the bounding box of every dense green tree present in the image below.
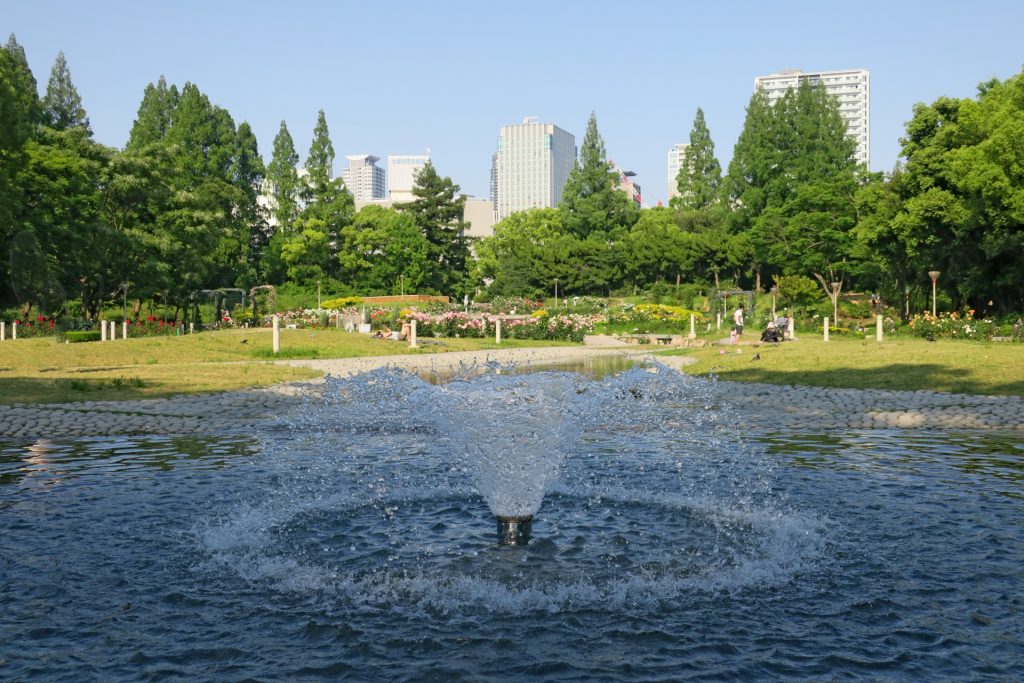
[126,76,178,150]
[0,35,40,307]
[337,205,430,294]
[473,209,565,297]
[395,160,469,295]
[725,80,859,294]
[559,111,638,238]
[41,51,90,133]
[227,121,267,286]
[673,108,722,211]
[295,109,353,273]
[304,109,334,201]
[266,120,300,235]
[885,69,1024,314]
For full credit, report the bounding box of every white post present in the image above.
[824,316,830,342]
[716,313,721,330]
[1,322,5,341]
[272,315,280,354]
[188,322,194,334]
[788,317,796,341]
[123,320,128,339]
[876,314,883,342]
[495,317,502,344]
[12,321,17,340]
[336,313,341,329]
[101,320,107,341]
[110,321,116,340]
[409,319,418,348]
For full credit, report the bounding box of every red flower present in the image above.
[147,316,155,322]
[49,320,54,328]
[159,320,165,326]
[15,319,21,325]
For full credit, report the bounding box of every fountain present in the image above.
[4,359,1021,680]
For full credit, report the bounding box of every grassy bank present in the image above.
[664,336,1024,396]
[0,328,576,404]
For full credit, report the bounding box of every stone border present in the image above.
[1,347,1021,439]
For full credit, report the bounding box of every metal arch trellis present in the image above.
[248,285,276,318]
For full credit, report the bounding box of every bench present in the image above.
[656,336,673,345]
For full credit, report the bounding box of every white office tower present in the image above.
[387,154,429,202]
[667,143,689,202]
[341,154,386,203]
[754,68,871,167]
[494,117,576,221]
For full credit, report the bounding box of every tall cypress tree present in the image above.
[396,160,469,295]
[266,120,300,235]
[304,109,334,201]
[41,51,90,134]
[674,108,721,211]
[127,76,178,149]
[559,111,637,237]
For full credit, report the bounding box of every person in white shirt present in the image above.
[733,304,745,340]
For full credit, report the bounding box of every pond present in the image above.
[1,365,1022,681]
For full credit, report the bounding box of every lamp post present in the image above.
[400,274,405,298]
[553,278,559,308]
[120,282,130,320]
[831,282,841,326]
[928,270,940,317]
[770,285,778,320]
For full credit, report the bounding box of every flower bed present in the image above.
[10,316,57,337]
[907,309,995,341]
[410,310,596,343]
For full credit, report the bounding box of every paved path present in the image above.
[1,346,1021,439]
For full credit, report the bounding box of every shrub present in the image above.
[64,330,101,343]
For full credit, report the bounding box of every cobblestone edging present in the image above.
[1,348,1021,439]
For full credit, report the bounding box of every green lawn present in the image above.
[0,328,577,404]
[664,336,1024,396]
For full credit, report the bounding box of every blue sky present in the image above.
[6,0,1023,204]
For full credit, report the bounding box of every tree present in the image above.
[337,205,430,294]
[887,69,1024,314]
[304,109,334,202]
[266,120,300,235]
[297,109,353,274]
[725,80,860,295]
[41,51,90,133]
[673,108,721,211]
[228,121,267,286]
[395,160,469,295]
[559,111,638,238]
[0,35,40,307]
[126,76,178,150]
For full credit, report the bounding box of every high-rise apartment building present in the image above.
[341,154,386,203]
[494,117,576,221]
[667,143,689,202]
[387,154,429,202]
[754,68,870,167]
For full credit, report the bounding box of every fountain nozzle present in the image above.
[495,515,533,546]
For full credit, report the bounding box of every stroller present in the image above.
[760,316,789,343]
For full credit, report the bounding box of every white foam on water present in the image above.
[194,361,828,613]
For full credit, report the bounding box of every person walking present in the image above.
[733,304,745,342]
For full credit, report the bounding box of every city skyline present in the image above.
[5,1,1023,206]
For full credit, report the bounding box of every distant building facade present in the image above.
[754,68,870,167]
[611,161,642,207]
[494,117,576,221]
[387,154,429,202]
[667,143,689,202]
[341,154,386,203]
[463,197,496,239]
